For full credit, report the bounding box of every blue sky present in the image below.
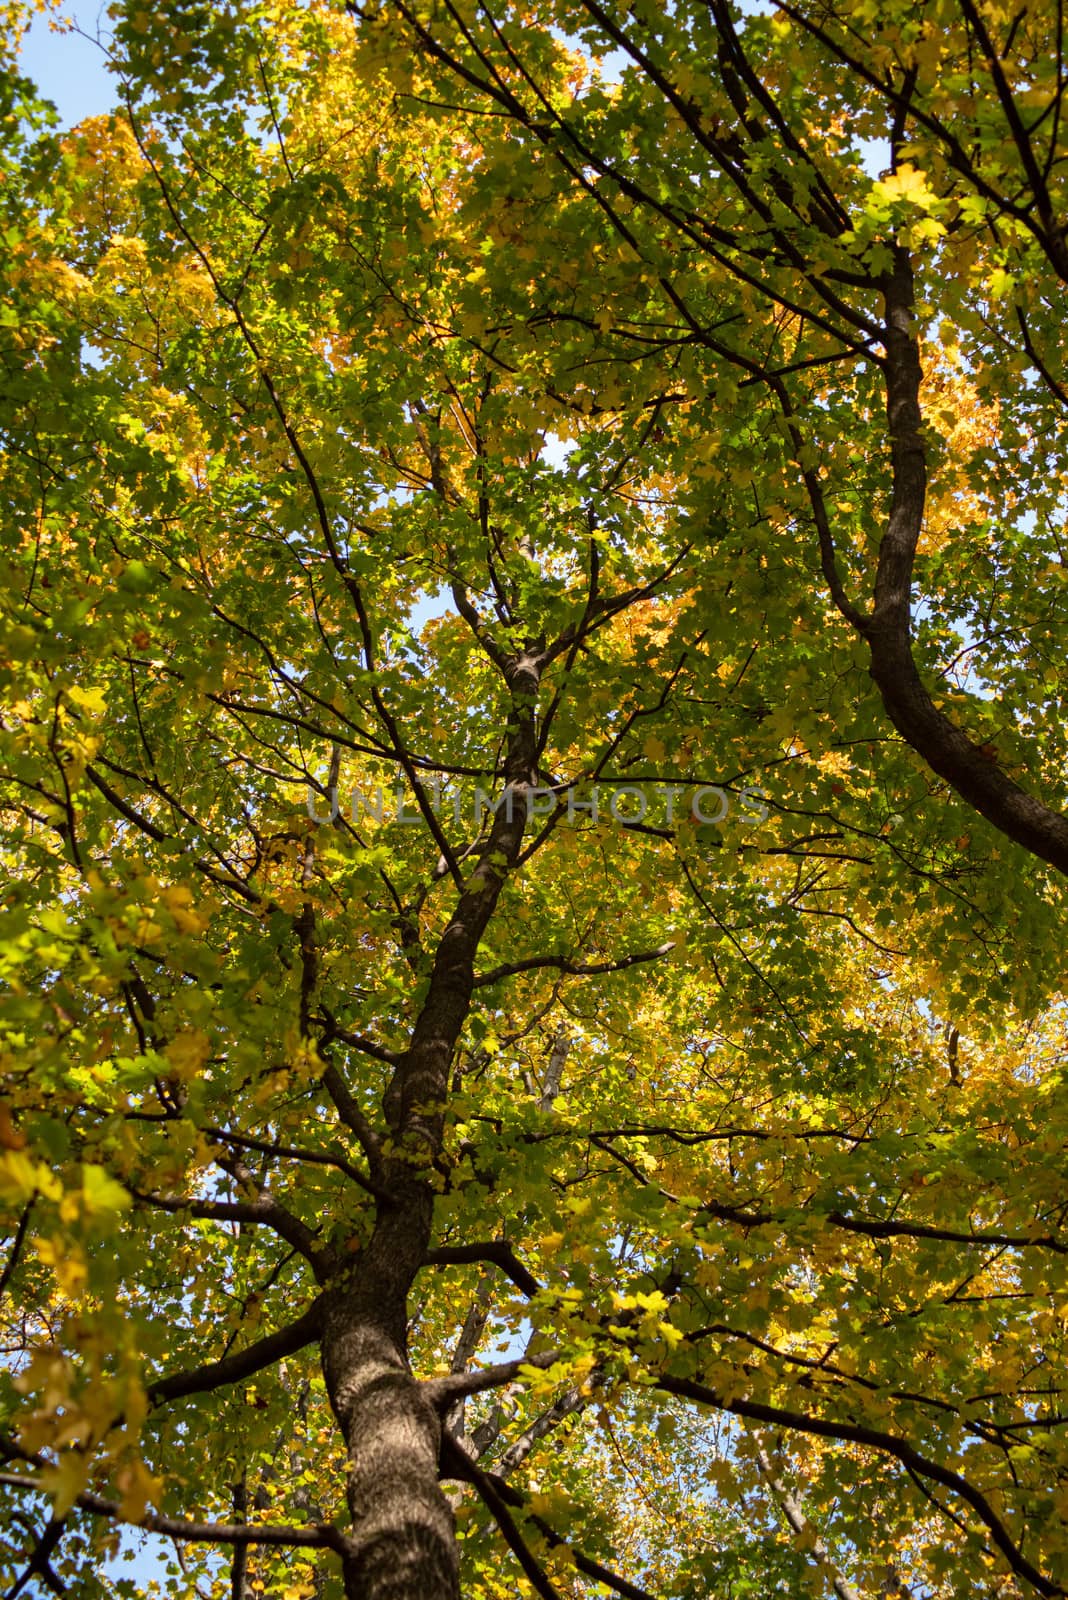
[18,7,115,124]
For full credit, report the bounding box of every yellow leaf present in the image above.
[38,1452,90,1518]
[14,1347,73,1408]
[0,1149,61,1205]
[115,1459,163,1523]
[164,1029,211,1078]
[34,1234,88,1296]
[872,163,936,210]
[81,1163,131,1220]
[67,685,107,717]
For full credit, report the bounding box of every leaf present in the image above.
[115,1459,163,1523]
[870,163,937,210]
[1,11,1067,1599]
[38,1452,91,1519]
[80,1164,131,1221]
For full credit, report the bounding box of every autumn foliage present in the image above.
[1,2,1068,1598]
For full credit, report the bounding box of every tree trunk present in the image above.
[319,647,544,1597]
[865,249,1068,876]
[321,1196,459,1600]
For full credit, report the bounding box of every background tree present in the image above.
[0,3,1066,1599]
[376,0,1068,870]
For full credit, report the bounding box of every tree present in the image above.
[0,1,1066,1598]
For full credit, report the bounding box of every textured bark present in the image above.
[319,649,545,1600]
[863,250,1068,877]
[321,1241,456,1600]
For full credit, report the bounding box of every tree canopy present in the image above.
[1,1,1067,1597]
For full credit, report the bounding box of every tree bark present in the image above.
[864,249,1068,876]
[319,648,545,1599]
[321,1217,457,1600]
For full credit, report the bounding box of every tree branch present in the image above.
[859,241,1068,874]
[423,1349,558,1409]
[756,1442,861,1600]
[442,1433,658,1600]
[422,1240,542,1299]
[0,1475,352,1554]
[654,1373,1064,1597]
[0,1201,34,1300]
[131,1189,333,1278]
[318,1060,384,1178]
[148,1299,324,1406]
[202,1125,382,1200]
[473,942,677,988]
